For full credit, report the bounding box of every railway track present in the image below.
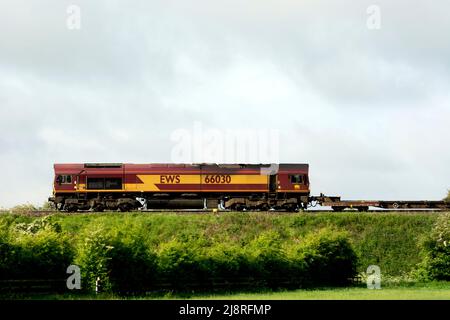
[48,163,449,214]
[14,208,448,217]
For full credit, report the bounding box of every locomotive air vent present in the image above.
[84,163,123,168]
[218,164,242,168]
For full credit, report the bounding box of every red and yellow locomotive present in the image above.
[49,163,310,212]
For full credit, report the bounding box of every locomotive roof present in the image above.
[53,163,309,173]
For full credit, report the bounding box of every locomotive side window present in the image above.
[86,178,122,189]
[289,175,303,184]
[57,175,72,184]
[105,178,122,190]
[87,178,105,189]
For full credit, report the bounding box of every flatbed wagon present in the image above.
[313,195,450,211]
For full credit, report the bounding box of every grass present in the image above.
[196,284,450,300]
[4,282,450,300]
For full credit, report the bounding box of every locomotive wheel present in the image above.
[119,203,131,212]
[94,204,105,212]
[285,205,299,212]
[260,204,269,211]
[66,204,77,212]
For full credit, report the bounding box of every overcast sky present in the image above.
[1,0,449,207]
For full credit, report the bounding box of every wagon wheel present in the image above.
[332,206,345,212]
[357,206,369,212]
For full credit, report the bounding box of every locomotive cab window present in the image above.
[289,175,303,184]
[57,175,72,184]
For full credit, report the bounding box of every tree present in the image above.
[10,203,38,214]
[444,190,450,202]
[40,201,56,211]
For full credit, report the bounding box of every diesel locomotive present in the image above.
[49,163,310,212]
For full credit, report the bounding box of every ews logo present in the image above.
[160,175,181,183]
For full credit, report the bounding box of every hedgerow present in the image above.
[291,228,358,286]
[0,217,73,280]
[417,213,450,280]
[1,212,441,293]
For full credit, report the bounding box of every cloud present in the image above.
[0,0,449,207]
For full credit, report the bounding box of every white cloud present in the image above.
[0,0,449,207]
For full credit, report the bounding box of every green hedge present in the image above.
[48,212,436,276]
[3,212,443,293]
[0,216,358,292]
[291,229,358,286]
[75,226,158,292]
[0,218,73,280]
[153,229,356,290]
[418,213,450,280]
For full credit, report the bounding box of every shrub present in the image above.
[9,203,38,214]
[14,216,62,234]
[155,229,357,290]
[418,213,450,280]
[0,229,74,280]
[444,190,450,202]
[75,227,158,293]
[288,228,358,286]
[0,227,13,280]
[40,201,56,211]
[205,242,251,281]
[107,232,157,293]
[245,231,291,287]
[75,228,114,291]
[156,238,210,289]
